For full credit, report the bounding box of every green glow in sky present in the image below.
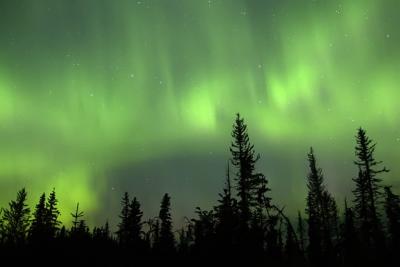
[0,0,399,226]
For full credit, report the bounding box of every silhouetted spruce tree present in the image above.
[156,193,175,254]
[46,188,60,240]
[28,193,47,244]
[352,128,387,256]
[384,186,400,252]
[341,199,359,267]
[71,202,84,233]
[305,148,336,266]
[230,113,259,228]
[70,203,90,248]
[297,211,305,253]
[2,188,30,246]
[305,148,324,266]
[127,197,143,248]
[214,163,238,252]
[117,192,130,246]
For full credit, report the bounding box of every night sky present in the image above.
[0,0,399,228]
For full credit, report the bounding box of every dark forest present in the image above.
[0,114,398,267]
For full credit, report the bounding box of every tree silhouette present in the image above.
[352,128,387,259]
[297,211,305,253]
[1,118,400,267]
[230,113,259,228]
[28,193,47,245]
[2,188,30,246]
[306,148,324,266]
[214,162,238,253]
[305,148,337,266]
[46,188,61,240]
[127,197,144,249]
[155,193,175,255]
[117,192,131,247]
[71,202,84,233]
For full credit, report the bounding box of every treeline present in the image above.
[0,113,399,267]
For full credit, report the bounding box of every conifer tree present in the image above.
[230,113,259,227]
[46,188,60,239]
[29,193,47,244]
[305,148,325,266]
[117,192,130,246]
[71,202,84,233]
[305,148,337,265]
[352,128,387,254]
[70,203,89,245]
[214,163,237,249]
[127,197,143,247]
[2,188,30,245]
[297,211,305,253]
[157,193,175,254]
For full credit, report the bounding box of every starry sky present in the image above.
[0,0,399,227]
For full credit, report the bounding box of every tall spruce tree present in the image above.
[215,163,237,249]
[46,188,60,239]
[230,113,259,227]
[305,148,337,266]
[157,193,175,254]
[352,128,387,254]
[305,148,324,266]
[29,193,47,244]
[2,188,30,245]
[117,192,130,246]
[127,197,144,247]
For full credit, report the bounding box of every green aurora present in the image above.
[0,0,399,226]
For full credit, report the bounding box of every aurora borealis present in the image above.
[0,0,399,227]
